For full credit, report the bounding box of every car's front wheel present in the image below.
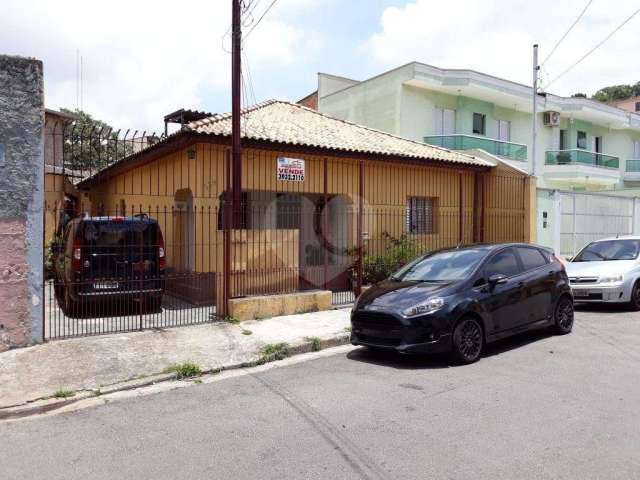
[629,282,640,311]
[451,316,484,364]
[554,295,574,334]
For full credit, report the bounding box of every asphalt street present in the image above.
[2,305,639,480]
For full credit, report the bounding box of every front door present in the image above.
[481,247,526,333]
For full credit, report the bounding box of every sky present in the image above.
[1,0,639,132]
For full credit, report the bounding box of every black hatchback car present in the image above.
[54,215,166,316]
[351,243,573,364]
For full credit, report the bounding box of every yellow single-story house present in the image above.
[70,100,534,315]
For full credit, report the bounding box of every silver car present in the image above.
[566,236,640,309]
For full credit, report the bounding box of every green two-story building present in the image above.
[308,62,640,192]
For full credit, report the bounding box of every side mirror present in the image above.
[488,274,508,288]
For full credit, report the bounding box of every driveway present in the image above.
[1,306,639,479]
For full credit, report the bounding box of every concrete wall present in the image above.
[318,65,413,136]
[0,55,44,351]
[317,73,360,99]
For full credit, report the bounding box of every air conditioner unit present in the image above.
[543,111,561,127]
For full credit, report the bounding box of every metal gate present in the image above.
[560,191,637,257]
[538,188,639,258]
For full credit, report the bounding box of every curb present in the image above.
[0,332,351,421]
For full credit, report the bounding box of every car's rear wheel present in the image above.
[629,282,640,311]
[554,295,574,334]
[451,317,484,364]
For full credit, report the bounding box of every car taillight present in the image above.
[72,239,82,272]
[158,232,166,270]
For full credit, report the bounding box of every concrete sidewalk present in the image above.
[0,308,351,410]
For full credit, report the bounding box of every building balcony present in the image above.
[424,134,527,161]
[624,159,640,181]
[545,149,619,169]
[543,150,621,188]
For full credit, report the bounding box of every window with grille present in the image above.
[406,197,435,234]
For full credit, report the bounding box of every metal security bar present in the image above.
[45,117,167,183]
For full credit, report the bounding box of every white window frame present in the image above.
[497,120,511,143]
[433,107,456,135]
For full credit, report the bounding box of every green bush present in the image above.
[53,388,75,399]
[44,235,63,280]
[305,336,322,352]
[363,232,419,284]
[164,362,202,379]
[259,343,289,364]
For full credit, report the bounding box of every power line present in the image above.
[545,6,640,89]
[245,0,279,39]
[241,0,263,27]
[541,0,593,66]
[242,49,257,105]
[222,0,261,53]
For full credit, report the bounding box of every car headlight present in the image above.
[599,274,623,285]
[402,297,445,317]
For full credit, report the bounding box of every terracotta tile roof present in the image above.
[187,100,491,167]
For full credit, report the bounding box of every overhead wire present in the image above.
[244,0,279,39]
[544,6,640,89]
[541,0,593,66]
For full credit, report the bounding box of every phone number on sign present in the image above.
[277,170,304,181]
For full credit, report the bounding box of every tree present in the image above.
[571,93,587,98]
[59,108,134,174]
[592,83,640,103]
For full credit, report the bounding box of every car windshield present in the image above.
[572,239,640,262]
[391,249,487,282]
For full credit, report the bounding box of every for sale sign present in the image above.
[277,157,305,182]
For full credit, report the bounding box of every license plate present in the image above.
[573,290,589,298]
[93,281,119,290]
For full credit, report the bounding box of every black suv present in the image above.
[54,216,166,316]
[351,243,573,364]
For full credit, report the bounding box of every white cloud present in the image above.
[0,0,311,130]
[366,0,640,97]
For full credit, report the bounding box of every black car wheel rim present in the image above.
[634,286,640,307]
[557,298,573,330]
[457,320,482,360]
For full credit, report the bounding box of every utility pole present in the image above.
[231,0,242,228]
[531,44,539,177]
